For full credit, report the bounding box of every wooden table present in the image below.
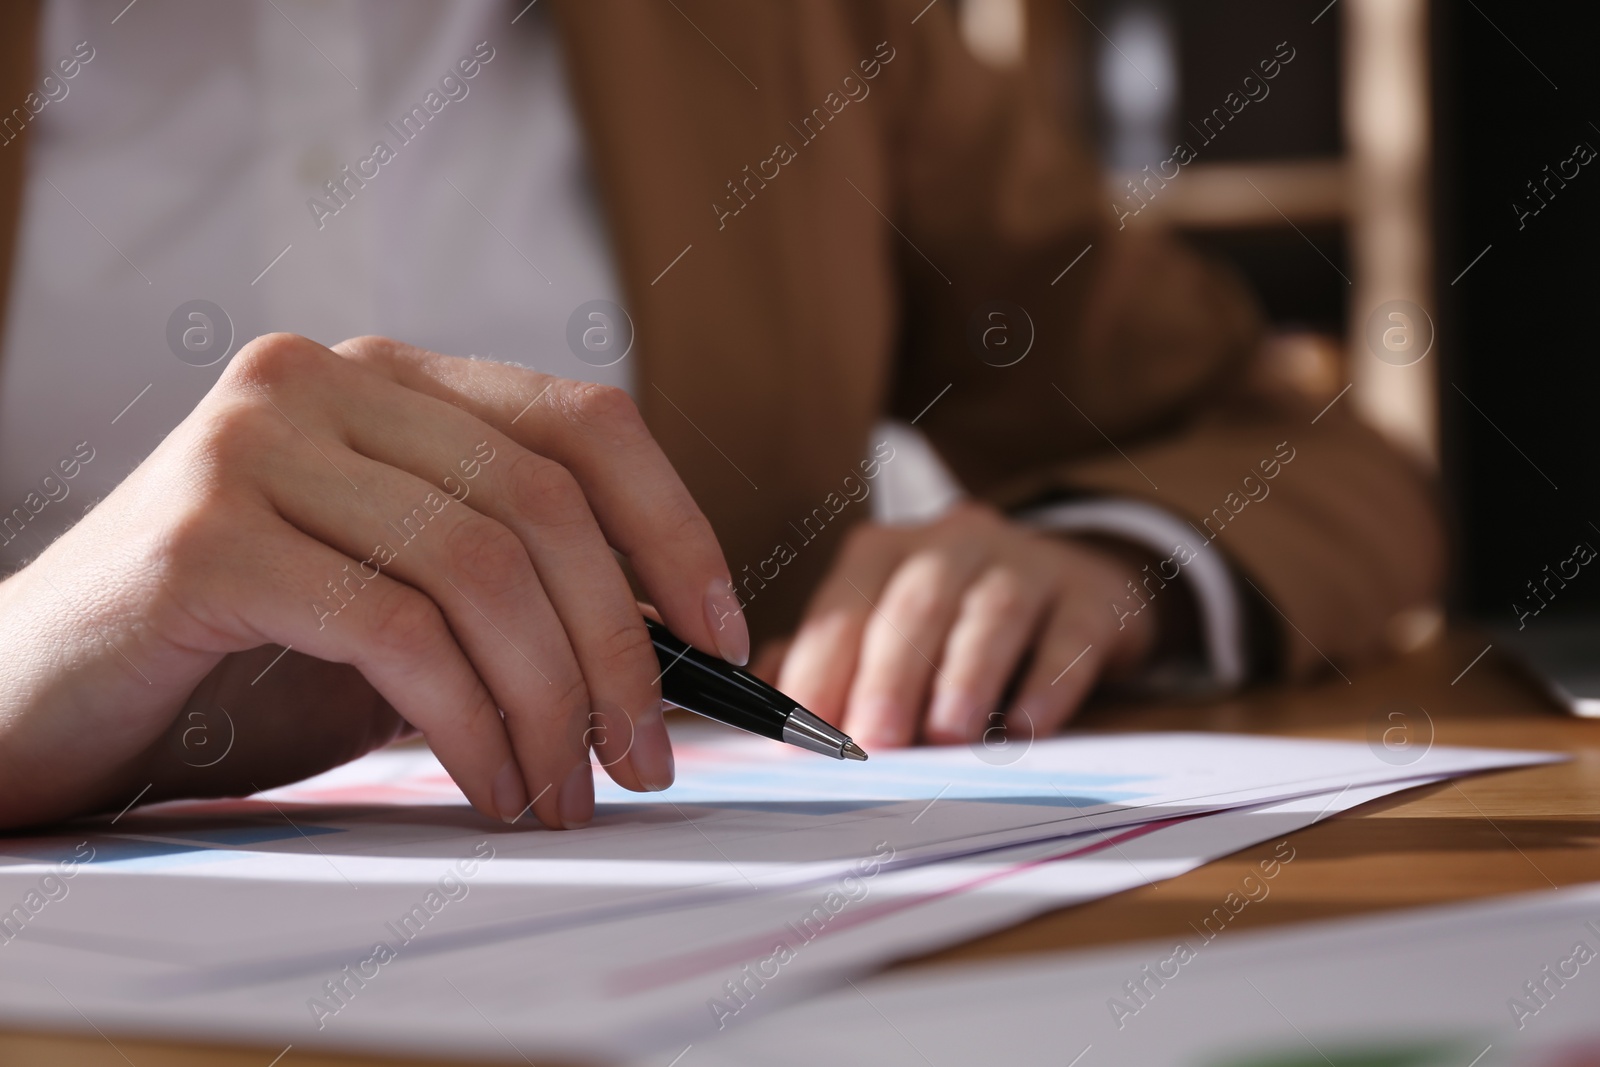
[6,630,1598,1066]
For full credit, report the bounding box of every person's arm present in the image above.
[766,2,1440,746]
[0,333,749,831]
[1019,497,1247,687]
[874,1,1442,678]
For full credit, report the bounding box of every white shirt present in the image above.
[1,0,622,555]
[0,0,1244,684]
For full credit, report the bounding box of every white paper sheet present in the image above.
[681,882,1600,1067]
[0,726,1558,1062]
[9,727,1543,887]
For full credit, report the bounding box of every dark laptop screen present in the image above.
[1438,1,1600,626]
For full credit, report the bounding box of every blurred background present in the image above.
[951,0,1600,630]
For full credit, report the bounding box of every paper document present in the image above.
[0,725,1558,1062]
[683,880,1600,1067]
[215,728,1553,884]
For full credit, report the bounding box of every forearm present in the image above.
[1016,406,1444,678]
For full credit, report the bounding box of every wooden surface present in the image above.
[907,629,1600,968]
[5,629,1597,1066]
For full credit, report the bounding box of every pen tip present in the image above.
[842,741,868,761]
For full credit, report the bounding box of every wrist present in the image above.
[0,563,170,827]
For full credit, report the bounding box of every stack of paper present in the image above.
[0,725,1558,1062]
[676,880,1600,1067]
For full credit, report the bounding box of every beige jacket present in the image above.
[0,0,1443,676]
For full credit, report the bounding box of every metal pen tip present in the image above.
[841,741,868,761]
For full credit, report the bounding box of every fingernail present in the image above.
[493,760,529,824]
[704,577,750,666]
[629,703,676,792]
[559,760,595,830]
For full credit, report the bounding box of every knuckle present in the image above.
[363,587,445,659]
[558,381,643,436]
[941,502,1002,537]
[656,498,716,547]
[194,398,292,471]
[334,334,399,358]
[545,673,594,742]
[882,568,947,622]
[443,515,531,588]
[839,520,890,563]
[332,335,415,374]
[591,615,655,675]
[223,332,325,391]
[507,453,590,529]
[886,584,942,624]
[969,571,1029,619]
[1044,617,1098,659]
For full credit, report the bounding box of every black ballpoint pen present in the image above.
[645,618,868,761]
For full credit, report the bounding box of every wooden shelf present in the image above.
[1107,158,1348,230]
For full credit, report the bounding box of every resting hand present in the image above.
[765,504,1157,748]
[0,334,748,831]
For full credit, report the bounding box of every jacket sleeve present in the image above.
[868,0,1443,678]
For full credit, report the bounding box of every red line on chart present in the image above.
[608,812,1199,994]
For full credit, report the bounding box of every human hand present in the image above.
[0,334,748,831]
[761,504,1157,749]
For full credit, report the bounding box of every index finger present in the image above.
[333,338,750,666]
